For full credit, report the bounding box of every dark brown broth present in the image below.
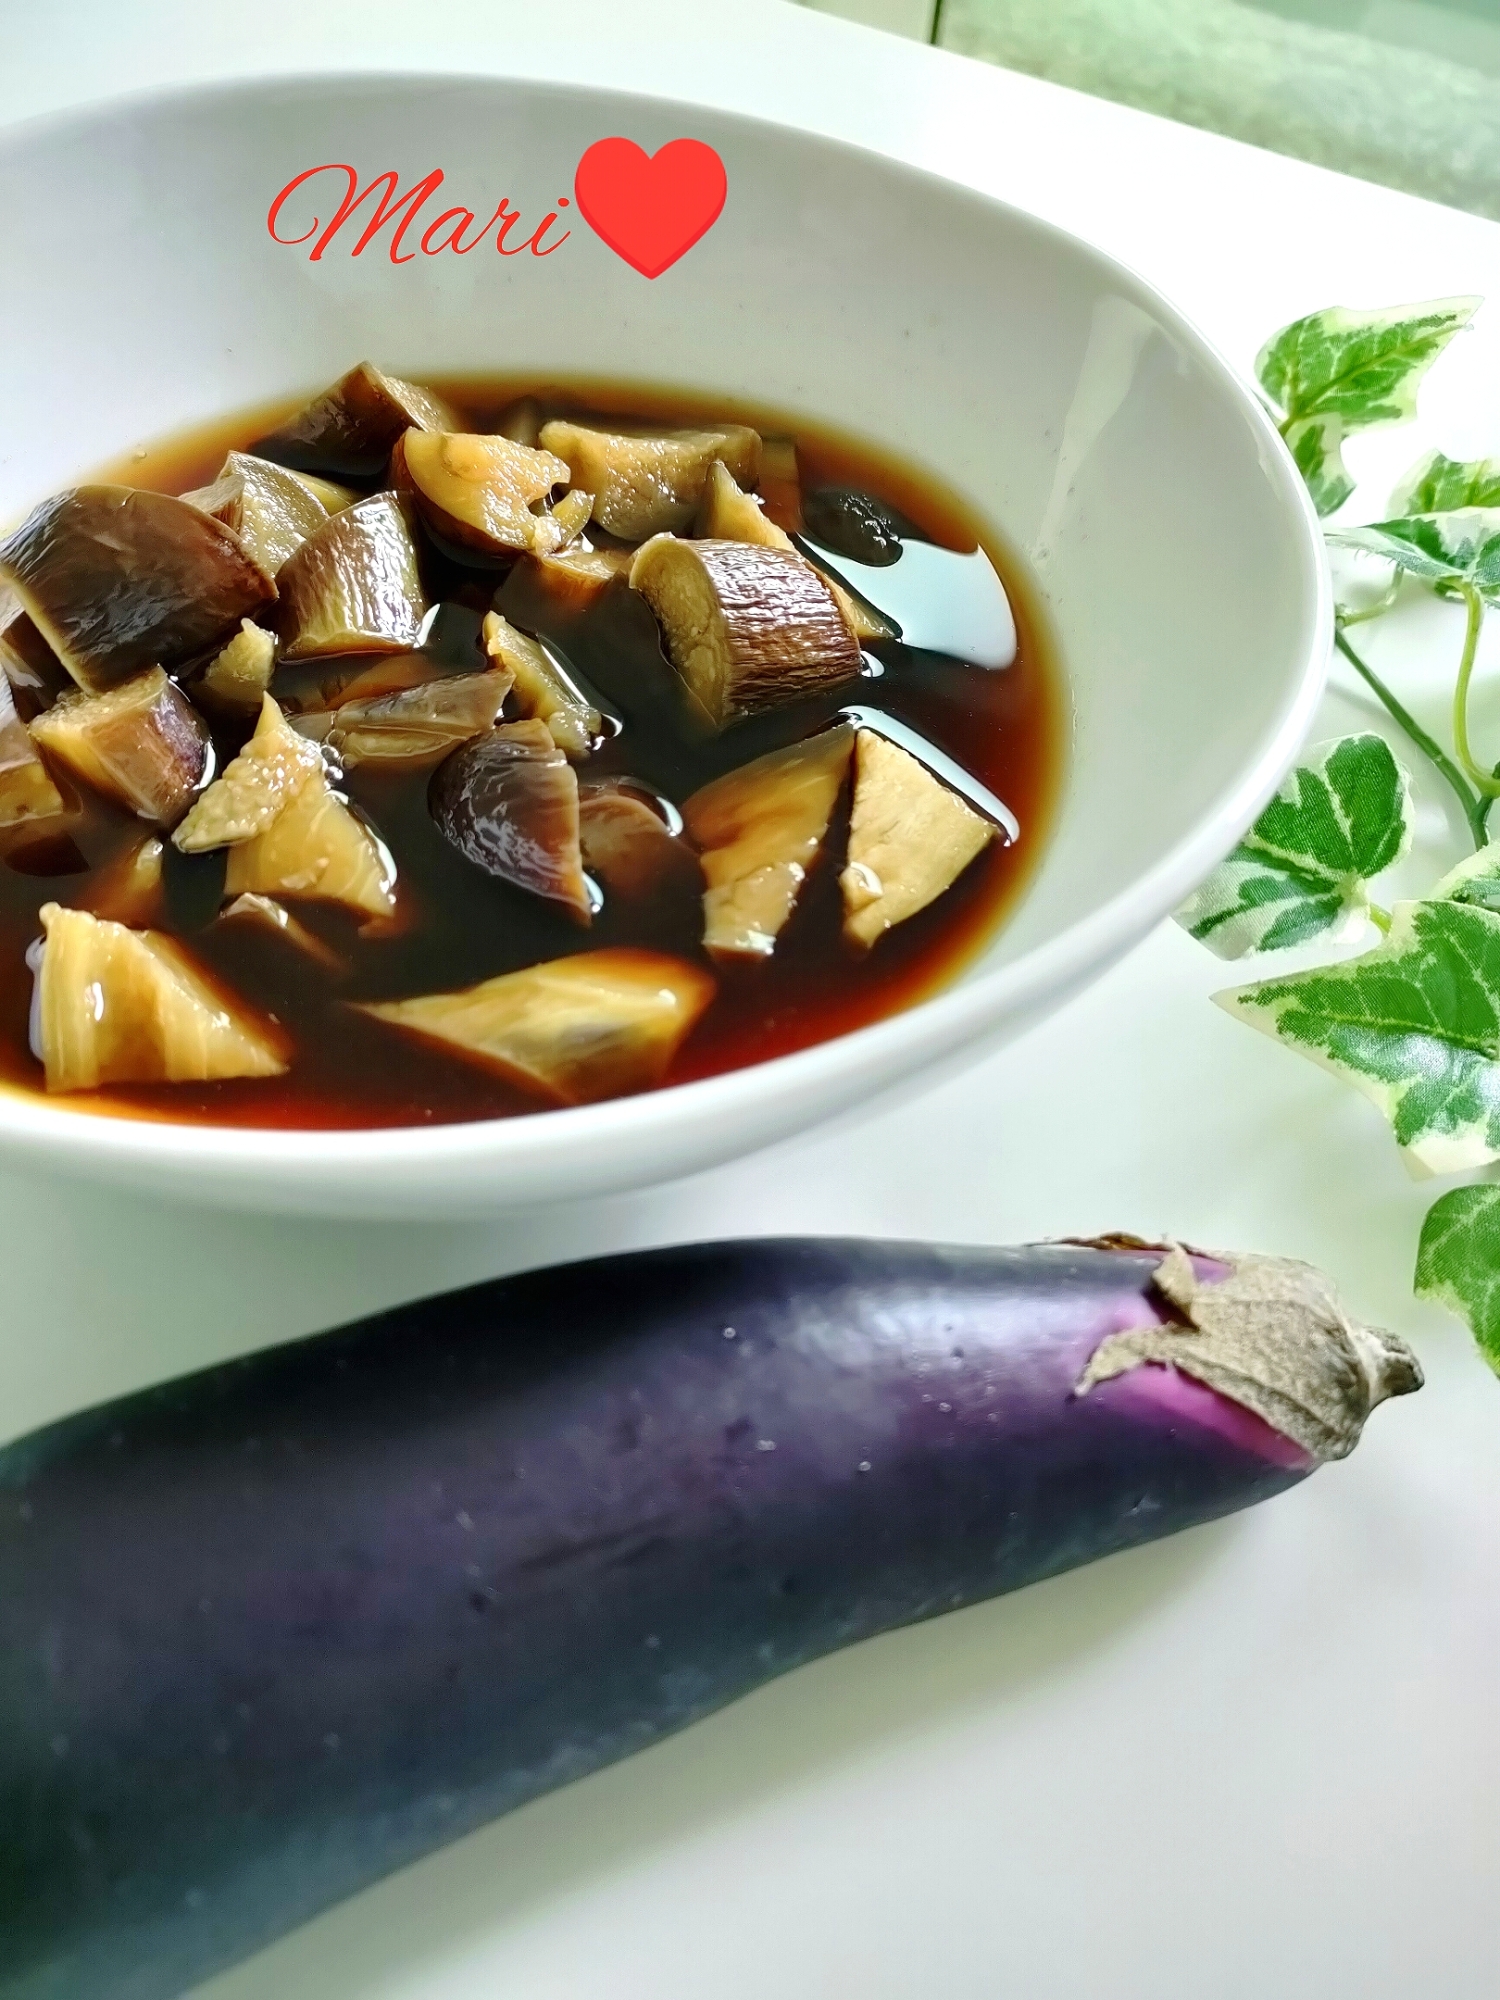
[0,382,1061,1128]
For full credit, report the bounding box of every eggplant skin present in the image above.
[0,1240,1307,2000]
[0,488,276,693]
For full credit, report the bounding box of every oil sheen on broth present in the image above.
[0,378,1059,1129]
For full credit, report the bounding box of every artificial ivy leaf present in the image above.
[1432,840,1500,913]
[1415,1185,1500,1375]
[1217,899,1500,1175]
[1284,413,1355,517]
[1177,735,1412,958]
[1390,449,1500,516]
[1255,297,1478,431]
[1328,509,1500,596]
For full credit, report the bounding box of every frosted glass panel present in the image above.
[934,0,1500,220]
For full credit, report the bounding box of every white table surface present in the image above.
[6,6,1500,1996]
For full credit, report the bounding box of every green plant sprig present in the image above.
[1181,297,1500,1374]
[1333,625,1491,849]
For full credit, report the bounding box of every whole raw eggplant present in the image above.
[0,1236,1419,2000]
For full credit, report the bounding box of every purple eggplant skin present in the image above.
[0,1238,1317,2000]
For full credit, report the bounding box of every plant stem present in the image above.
[1339,571,1403,625]
[1368,903,1393,934]
[1450,585,1500,797]
[1334,625,1490,849]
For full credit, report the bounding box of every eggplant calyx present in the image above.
[1073,1242,1422,1462]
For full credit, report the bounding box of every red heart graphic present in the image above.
[573,137,727,280]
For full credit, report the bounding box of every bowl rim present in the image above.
[0,69,1332,1185]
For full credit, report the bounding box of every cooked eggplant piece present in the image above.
[538,420,761,541]
[220,893,344,973]
[802,486,914,566]
[682,723,854,959]
[277,493,428,660]
[223,768,397,925]
[330,657,446,703]
[275,655,446,721]
[174,696,323,853]
[356,949,714,1104]
[693,463,895,644]
[286,712,336,747]
[198,619,277,713]
[481,610,599,759]
[0,487,276,694]
[29,668,211,826]
[285,471,359,514]
[182,452,333,576]
[0,680,67,833]
[393,430,574,560]
[549,488,594,545]
[429,720,589,920]
[838,704,1019,839]
[817,574,899,648]
[0,602,72,716]
[693,458,792,549]
[629,536,861,727]
[840,728,995,948]
[578,785,704,909]
[255,362,459,479]
[517,544,634,614]
[77,836,165,927]
[183,701,395,920]
[32,902,287,1091]
[317,673,510,769]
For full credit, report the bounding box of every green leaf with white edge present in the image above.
[1217,898,1500,1176]
[1391,449,1500,516]
[1415,1185,1500,1375]
[1255,297,1479,430]
[1328,509,1500,596]
[1283,413,1355,517]
[1432,839,1500,913]
[1177,735,1412,959]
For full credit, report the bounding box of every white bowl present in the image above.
[0,75,1328,1217]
